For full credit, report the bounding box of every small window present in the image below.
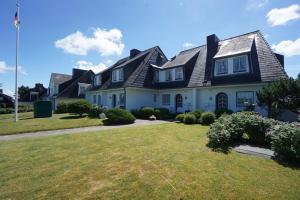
[79,86,86,95]
[236,91,254,107]
[233,56,247,73]
[119,93,125,105]
[175,68,183,80]
[162,94,170,106]
[97,95,101,105]
[119,68,124,81]
[215,59,228,75]
[154,70,159,82]
[112,71,117,82]
[165,70,172,81]
[94,75,101,86]
[93,95,97,104]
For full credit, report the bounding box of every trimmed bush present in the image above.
[105,108,136,125]
[68,100,92,117]
[0,108,14,114]
[183,113,197,124]
[55,102,69,114]
[89,106,107,118]
[190,109,204,119]
[176,113,185,122]
[139,107,155,119]
[201,112,215,125]
[154,107,171,119]
[270,123,300,162]
[215,108,233,118]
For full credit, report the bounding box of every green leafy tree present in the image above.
[18,85,30,101]
[257,76,300,118]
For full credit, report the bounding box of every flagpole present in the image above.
[15,1,19,122]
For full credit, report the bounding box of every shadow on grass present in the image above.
[60,115,84,120]
[102,119,134,126]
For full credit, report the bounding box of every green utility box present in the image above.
[34,101,52,118]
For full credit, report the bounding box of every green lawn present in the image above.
[0,112,102,135]
[0,123,299,199]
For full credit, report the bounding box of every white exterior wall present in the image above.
[196,84,267,116]
[126,88,157,111]
[87,89,124,109]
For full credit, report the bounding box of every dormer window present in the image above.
[175,67,183,80]
[94,75,102,86]
[112,68,124,82]
[154,70,159,82]
[78,83,91,96]
[215,59,228,75]
[233,55,247,73]
[165,70,172,82]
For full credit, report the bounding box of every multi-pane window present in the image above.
[233,56,247,73]
[112,68,124,82]
[93,95,97,104]
[119,68,124,81]
[97,95,101,105]
[236,91,254,107]
[162,94,170,106]
[112,70,117,82]
[165,70,172,81]
[215,59,228,75]
[216,93,228,110]
[175,67,183,80]
[94,75,101,86]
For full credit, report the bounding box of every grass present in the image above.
[0,123,299,199]
[0,112,103,135]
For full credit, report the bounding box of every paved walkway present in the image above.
[0,119,169,142]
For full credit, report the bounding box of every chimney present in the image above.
[205,34,220,82]
[275,53,284,68]
[130,49,141,58]
[0,89,2,94]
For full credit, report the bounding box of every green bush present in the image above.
[68,100,92,117]
[55,102,69,114]
[0,108,14,114]
[154,107,171,119]
[131,109,141,118]
[215,108,233,118]
[105,108,136,125]
[190,109,204,119]
[139,107,155,119]
[18,104,33,113]
[183,113,197,124]
[89,106,107,118]
[176,113,185,122]
[270,123,300,162]
[200,112,215,125]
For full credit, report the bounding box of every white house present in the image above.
[86,31,287,116]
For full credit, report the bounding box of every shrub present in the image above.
[270,123,300,162]
[0,108,14,114]
[89,106,107,118]
[139,107,155,119]
[183,113,197,124]
[190,109,204,119]
[215,108,233,118]
[18,104,33,113]
[201,112,215,125]
[176,113,185,122]
[154,107,171,119]
[131,109,141,118]
[55,102,69,114]
[105,108,136,125]
[68,100,92,117]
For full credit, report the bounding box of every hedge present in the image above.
[105,108,136,125]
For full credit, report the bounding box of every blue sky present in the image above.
[0,0,299,96]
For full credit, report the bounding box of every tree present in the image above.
[257,76,300,118]
[18,85,30,101]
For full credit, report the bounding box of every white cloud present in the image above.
[55,28,125,56]
[272,38,300,57]
[0,60,27,75]
[75,60,107,73]
[266,4,300,26]
[246,0,269,10]
[182,42,195,49]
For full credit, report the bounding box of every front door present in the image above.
[175,94,183,113]
[216,93,228,110]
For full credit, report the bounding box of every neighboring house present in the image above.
[86,30,287,115]
[50,69,94,109]
[28,83,48,102]
[0,89,14,108]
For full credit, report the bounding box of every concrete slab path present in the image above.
[0,119,169,142]
[233,144,274,159]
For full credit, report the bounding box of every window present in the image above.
[79,86,86,95]
[153,94,157,102]
[112,68,124,82]
[215,59,228,75]
[175,68,183,80]
[237,91,254,107]
[233,56,247,73]
[162,94,170,106]
[216,93,228,110]
[154,70,159,82]
[119,93,125,105]
[94,75,101,86]
[165,70,172,81]
[97,95,101,105]
[93,95,97,104]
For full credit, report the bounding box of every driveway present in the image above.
[0,119,169,142]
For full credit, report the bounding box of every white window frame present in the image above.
[94,75,102,86]
[175,67,183,80]
[233,55,247,73]
[236,91,254,107]
[112,70,117,82]
[112,68,124,82]
[119,68,124,81]
[162,94,170,106]
[215,59,228,75]
[165,70,172,82]
[154,70,159,82]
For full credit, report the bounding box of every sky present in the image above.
[0,0,299,96]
